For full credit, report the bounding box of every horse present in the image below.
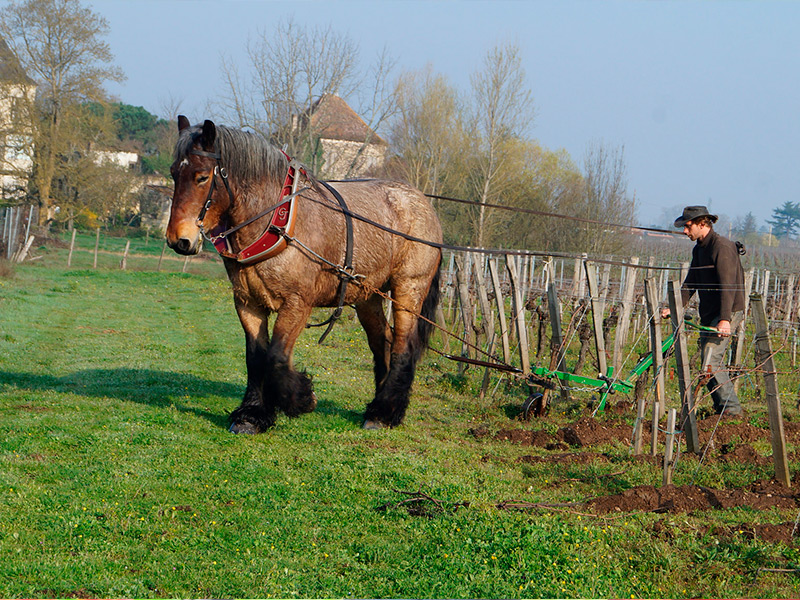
[165,117,443,433]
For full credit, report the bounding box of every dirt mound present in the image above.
[588,482,800,515]
[558,416,630,447]
[518,452,610,465]
[696,416,767,445]
[719,443,771,466]
[495,428,551,447]
[651,518,799,545]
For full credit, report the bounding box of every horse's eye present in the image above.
[196,174,210,184]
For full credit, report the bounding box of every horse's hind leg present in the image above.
[355,294,392,393]
[363,269,440,429]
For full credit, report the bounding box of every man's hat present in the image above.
[673,205,718,228]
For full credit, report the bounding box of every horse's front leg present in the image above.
[265,299,317,418]
[229,304,274,434]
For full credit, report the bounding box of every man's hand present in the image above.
[660,307,670,320]
[717,319,731,337]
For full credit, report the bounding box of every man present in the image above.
[661,205,746,416]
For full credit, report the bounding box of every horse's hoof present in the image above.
[229,421,260,435]
[362,419,387,430]
[306,392,318,412]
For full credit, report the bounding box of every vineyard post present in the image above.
[547,280,569,403]
[488,259,512,366]
[584,261,608,377]
[667,280,700,454]
[645,277,666,425]
[663,408,677,486]
[445,252,456,322]
[506,254,530,376]
[474,263,497,398]
[454,254,475,368]
[750,293,791,487]
[732,268,755,395]
[612,256,639,373]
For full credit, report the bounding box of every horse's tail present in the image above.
[412,253,442,361]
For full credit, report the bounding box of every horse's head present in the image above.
[166,116,232,255]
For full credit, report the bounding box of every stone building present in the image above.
[0,37,36,203]
[301,94,387,179]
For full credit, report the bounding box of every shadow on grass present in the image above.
[0,368,365,430]
[0,368,238,429]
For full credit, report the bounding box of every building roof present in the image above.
[308,94,387,146]
[0,37,34,85]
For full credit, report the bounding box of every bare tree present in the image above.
[580,141,637,255]
[467,43,534,248]
[0,0,123,227]
[389,66,463,195]
[219,19,396,176]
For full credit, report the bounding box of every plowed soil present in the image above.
[484,402,800,528]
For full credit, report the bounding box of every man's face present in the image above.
[683,220,703,241]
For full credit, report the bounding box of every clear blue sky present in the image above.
[88,0,800,230]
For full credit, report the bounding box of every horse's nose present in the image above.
[169,236,195,255]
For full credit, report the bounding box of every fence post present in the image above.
[157,240,167,271]
[120,240,130,270]
[667,280,700,454]
[93,228,100,269]
[750,293,791,487]
[67,229,77,267]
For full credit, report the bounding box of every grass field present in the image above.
[1,247,799,598]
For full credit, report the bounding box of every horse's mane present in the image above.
[174,124,289,188]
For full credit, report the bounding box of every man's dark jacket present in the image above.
[681,229,745,326]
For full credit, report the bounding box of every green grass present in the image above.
[1,256,799,598]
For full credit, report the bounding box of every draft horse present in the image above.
[166,117,442,433]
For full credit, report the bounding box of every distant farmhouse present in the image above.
[297,94,387,179]
[0,37,36,203]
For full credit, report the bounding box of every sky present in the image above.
[87,0,800,230]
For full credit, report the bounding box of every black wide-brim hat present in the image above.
[674,205,718,228]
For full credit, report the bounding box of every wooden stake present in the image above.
[506,255,530,376]
[733,268,755,394]
[667,280,700,454]
[750,293,791,487]
[612,256,639,373]
[455,255,474,367]
[584,261,608,376]
[120,240,130,270]
[67,229,77,267]
[93,228,100,269]
[488,259,512,366]
[644,278,666,421]
[663,408,677,486]
[157,240,167,271]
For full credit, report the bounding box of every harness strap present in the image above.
[305,180,355,344]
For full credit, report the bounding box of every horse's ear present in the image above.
[178,115,190,131]
[200,120,216,151]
